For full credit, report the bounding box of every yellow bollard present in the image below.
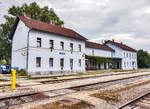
[11,70,16,90]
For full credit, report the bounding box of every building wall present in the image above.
[122,50,137,70]
[85,47,113,70]
[85,47,113,58]
[11,20,29,69]
[106,43,123,58]
[28,30,85,74]
[106,42,137,70]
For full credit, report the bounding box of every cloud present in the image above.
[0,0,150,53]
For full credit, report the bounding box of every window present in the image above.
[60,41,64,50]
[130,53,131,58]
[49,58,53,67]
[79,44,81,52]
[49,40,54,49]
[127,53,128,58]
[124,61,126,68]
[70,59,73,70]
[92,50,94,56]
[124,52,126,58]
[70,43,73,52]
[37,38,41,47]
[36,57,41,67]
[79,59,81,67]
[60,58,64,70]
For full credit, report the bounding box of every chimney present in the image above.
[25,14,31,19]
[121,42,123,44]
[50,20,55,25]
[112,39,114,42]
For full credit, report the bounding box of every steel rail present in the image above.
[117,90,150,109]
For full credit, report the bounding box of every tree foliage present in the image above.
[85,55,112,64]
[0,2,64,63]
[137,49,150,68]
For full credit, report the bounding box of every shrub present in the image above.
[17,69,27,76]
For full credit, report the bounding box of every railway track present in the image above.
[1,73,150,109]
[118,90,150,109]
[22,71,147,86]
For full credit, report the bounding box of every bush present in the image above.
[17,69,27,76]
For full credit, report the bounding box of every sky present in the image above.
[0,0,150,53]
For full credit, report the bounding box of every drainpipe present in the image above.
[26,28,32,74]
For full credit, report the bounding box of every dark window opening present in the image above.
[49,40,54,49]
[36,57,41,67]
[60,58,64,70]
[37,38,41,47]
[60,41,64,50]
[49,58,53,67]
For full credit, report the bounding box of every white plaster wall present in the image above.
[122,50,137,70]
[28,30,85,74]
[106,43,123,58]
[85,47,113,58]
[11,20,29,69]
[106,42,137,70]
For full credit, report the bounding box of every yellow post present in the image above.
[12,70,16,90]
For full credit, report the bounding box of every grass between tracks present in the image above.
[91,79,150,102]
[31,100,94,109]
[29,69,138,80]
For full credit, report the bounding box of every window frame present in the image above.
[79,44,81,52]
[49,40,54,49]
[60,41,64,50]
[60,58,64,70]
[79,59,81,67]
[49,58,53,67]
[70,43,73,52]
[37,38,41,48]
[36,57,41,67]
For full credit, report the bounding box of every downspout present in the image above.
[26,28,32,74]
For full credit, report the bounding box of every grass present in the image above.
[31,100,94,109]
[29,69,138,80]
[0,79,9,82]
[91,79,150,102]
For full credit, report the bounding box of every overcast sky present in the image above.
[0,0,150,53]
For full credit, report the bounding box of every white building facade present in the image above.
[11,15,138,75]
[11,16,86,75]
[105,40,138,70]
[85,41,114,70]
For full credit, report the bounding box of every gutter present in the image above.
[26,28,32,74]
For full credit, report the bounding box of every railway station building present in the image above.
[11,15,138,75]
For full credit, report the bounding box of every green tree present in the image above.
[0,2,64,64]
[137,49,150,68]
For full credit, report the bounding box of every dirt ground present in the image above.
[0,69,150,109]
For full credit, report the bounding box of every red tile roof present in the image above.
[86,41,115,52]
[12,16,87,40]
[105,40,137,52]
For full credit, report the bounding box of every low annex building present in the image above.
[11,15,137,75]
